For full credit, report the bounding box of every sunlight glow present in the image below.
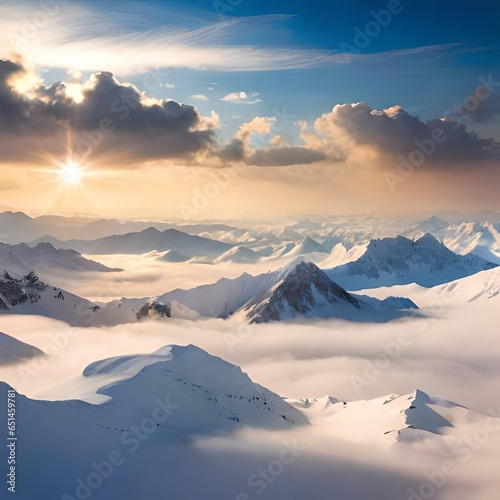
[64,83,85,104]
[58,161,84,186]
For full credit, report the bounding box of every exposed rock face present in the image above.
[136,301,172,320]
[0,271,47,307]
[248,261,361,323]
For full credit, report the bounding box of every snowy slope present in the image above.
[0,345,308,500]
[440,221,500,255]
[0,272,100,326]
[1,340,496,500]
[156,248,189,262]
[468,244,500,265]
[285,236,328,256]
[425,266,500,304]
[0,332,44,364]
[0,345,309,498]
[287,389,488,447]
[0,242,118,275]
[326,234,497,290]
[213,246,260,263]
[155,270,284,318]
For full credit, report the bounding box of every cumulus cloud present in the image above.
[216,116,277,162]
[216,116,329,167]
[309,102,500,167]
[0,60,216,164]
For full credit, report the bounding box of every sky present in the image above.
[0,0,499,219]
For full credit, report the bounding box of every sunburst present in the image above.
[58,160,84,186]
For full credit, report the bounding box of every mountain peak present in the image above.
[141,226,162,235]
[416,233,441,246]
[327,234,497,289]
[249,261,360,323]
[288,236,328,256]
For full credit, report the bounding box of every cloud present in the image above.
[309,102,500,167]
[215,116,331,167]
[0,6,344,74]
[0,60,216,164]
[460,88,500,124]
[219,101,500,168]
[221,92,262,105]
[217,116,277,161]
[190,94,210,101]
[236,116,275,141]
[248,147,326,166]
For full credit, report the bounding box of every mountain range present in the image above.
[32,227,233,259]
[102,261,418,324]
[326,234,497,290]
[0,242,119,276]
[0,345,493,499]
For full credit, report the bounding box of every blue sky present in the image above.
[5,0,496,135]
[116,1,498,121]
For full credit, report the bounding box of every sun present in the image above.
[58,161,84,186]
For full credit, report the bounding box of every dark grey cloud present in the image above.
[217,139,245,163]
[460,88,500,124]
[0,60,64,136]
[248,147,326,166]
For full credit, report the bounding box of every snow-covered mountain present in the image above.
[0,345,308,496]
[425,266,500,304]
[436,222,500,265]
[246,262,417,323]
[0,345,308,497]
[112,269,285,320]
[247,261,360,323]
[288,389,488,447]
[213,246,260,263]
[103,261,417,324]
[0,272,100,326]
[326,234,497,290]
[0,343,494,499]
[285,236,328,256]
[156,248,189,262]
[0,332,44,364]
[0,242,118,276]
